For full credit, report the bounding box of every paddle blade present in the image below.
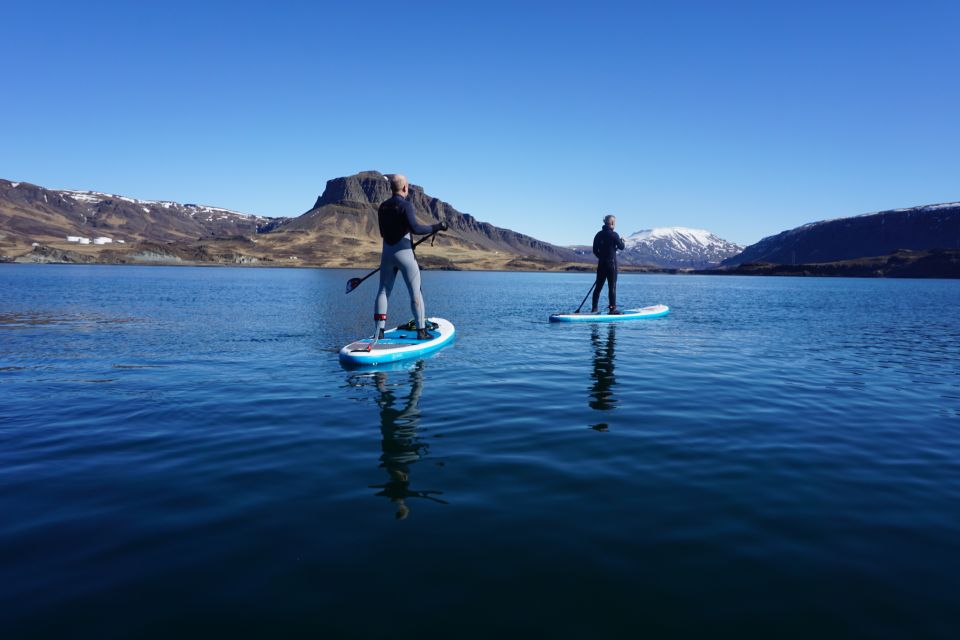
[345,278,362,294]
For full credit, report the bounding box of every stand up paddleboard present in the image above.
[339,318,455,367]
[549,305,670,323]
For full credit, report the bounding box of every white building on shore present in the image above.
[66,235,117,245]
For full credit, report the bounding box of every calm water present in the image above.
[1,264,959,638]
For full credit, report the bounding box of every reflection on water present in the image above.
[353,362,447,520]
[589,325,617,425]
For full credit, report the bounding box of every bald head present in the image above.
[389,174,409,195]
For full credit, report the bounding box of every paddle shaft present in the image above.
[346,231,439,294]
[575,279,598,313]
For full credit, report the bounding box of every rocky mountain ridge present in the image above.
[0,178,284,249]
[1,173,587,270]
[274,171,582,265]
[6,173,957,277]
[705,249,960,279]
[724,202,960,266]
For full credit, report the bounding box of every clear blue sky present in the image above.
[2,0,958,246]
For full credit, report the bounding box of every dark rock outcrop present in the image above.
[13,244,98,264]
[312,171,393,209]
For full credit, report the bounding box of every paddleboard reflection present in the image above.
[348,361,447,520]
[589,324,617,429]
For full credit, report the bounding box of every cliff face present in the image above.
[312,171,393,209]
[724,203,960,266]
[278,171,582,263]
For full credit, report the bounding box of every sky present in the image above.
[1,0,958,246]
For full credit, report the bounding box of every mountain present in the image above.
[619,227,743,268]
[0,178,283,255]
[261,171,584,269]
[702,249,960,279]
[1,173,588,270]
[723,202,960,266]
[570,227,742,268]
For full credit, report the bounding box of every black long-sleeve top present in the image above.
[593,225,625,264]
[378,195,439,245]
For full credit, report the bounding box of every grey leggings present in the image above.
[375,236,425,331]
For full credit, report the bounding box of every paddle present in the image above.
[574,280,598,313]
[345,231,439,294]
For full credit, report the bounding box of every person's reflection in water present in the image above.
[589,324,617,430]
[369,361,447,519]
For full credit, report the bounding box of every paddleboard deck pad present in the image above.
[550,305,670,323]
[339,317,455,367]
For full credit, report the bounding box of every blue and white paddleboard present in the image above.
[549,304,670,323]
[339,318,455,367]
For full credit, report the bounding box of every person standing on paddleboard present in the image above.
[375,174,447,340]
[591,214,625,314]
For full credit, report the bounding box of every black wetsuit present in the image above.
[378,195,436,244]
[592,225,625,311]
[374,194,443,332]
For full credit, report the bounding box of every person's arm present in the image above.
[377,202,387,238]
[403,200,442,235]
[615,232,625,251]
[593,232,601,258]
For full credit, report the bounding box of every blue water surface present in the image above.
[1,264,959,638]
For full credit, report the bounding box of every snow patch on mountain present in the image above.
[621,226,743,268]
[60,189,254,218]
[797,201,960,230]
[626,227,717,248]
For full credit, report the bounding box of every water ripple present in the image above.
[1,266,959,637]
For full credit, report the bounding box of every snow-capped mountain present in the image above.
[620,227,743,268]
[60,189,251,222]
[0,178,287,244]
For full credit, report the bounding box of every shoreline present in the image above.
[4,241,958,279]
[3,254,959,279]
